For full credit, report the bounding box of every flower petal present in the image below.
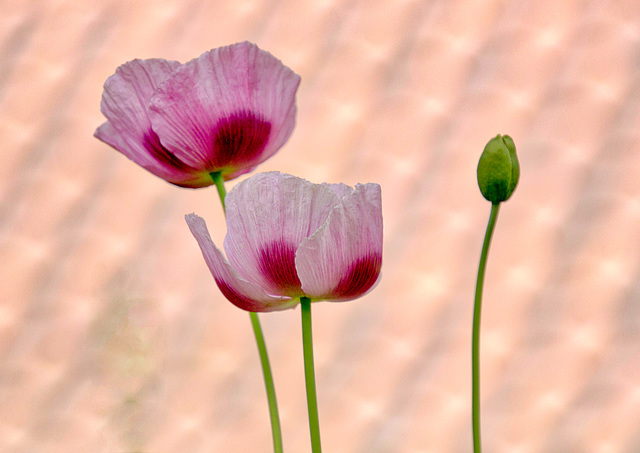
[95,59,212,188]
[323,182,353,200]
[149,42,301,180]
[296,183,383,301]
[223,172,341,296]
[186,213,296,312]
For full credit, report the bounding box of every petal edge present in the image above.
[186,213,297,312]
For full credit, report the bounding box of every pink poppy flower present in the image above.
[95,42,301,188]
[186,172,383,312]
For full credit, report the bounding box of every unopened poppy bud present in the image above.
[477,134,520,203]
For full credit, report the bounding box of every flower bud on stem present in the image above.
[477,134,519,203]
[473,135,519,452]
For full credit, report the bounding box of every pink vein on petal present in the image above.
[210,111,271,169]
[332,253,382,299]
[185,213,296,312]
[258,240,302,296]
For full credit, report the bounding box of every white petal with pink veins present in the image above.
[296,183,383,301]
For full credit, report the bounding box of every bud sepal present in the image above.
[477,134,520,203]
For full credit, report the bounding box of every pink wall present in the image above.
[1,0,640,451]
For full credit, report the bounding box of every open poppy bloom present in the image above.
[95,42,301,187]
[186,172,383,312]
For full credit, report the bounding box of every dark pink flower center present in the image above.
[211,111,271,168]
[258,240,302,295]
[144,132,193,172]
[333,253,382,299]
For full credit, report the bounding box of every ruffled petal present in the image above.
[95,59,212,188]
[296,183,383,301]
[149,42,301,180]
[186,214,296,312]
[223,172,340,296]
[323,182,353,200]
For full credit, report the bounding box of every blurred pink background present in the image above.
[1,0,640,451]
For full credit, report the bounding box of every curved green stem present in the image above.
[472,202,500,453]
[210,171,283,453]
[300,297,322,453]
[250,311,283,453]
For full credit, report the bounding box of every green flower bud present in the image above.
[477,134,520,203]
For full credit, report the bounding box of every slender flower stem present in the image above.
[250,311,283,453]
[211,171,226,212]
[210,171,283,453]
[472,202,500,453]
[300,296,322,453]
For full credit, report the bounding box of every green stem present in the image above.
[472,202,500,453]
[210,171,283,453]
[300,297,322,453]
[210,171,226,212]
[250,311,283,453]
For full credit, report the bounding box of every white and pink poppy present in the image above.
[95,42,300,187]
[186,172,383,312]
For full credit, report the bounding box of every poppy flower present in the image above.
[186,172,383,312]
[94,42,301,187]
